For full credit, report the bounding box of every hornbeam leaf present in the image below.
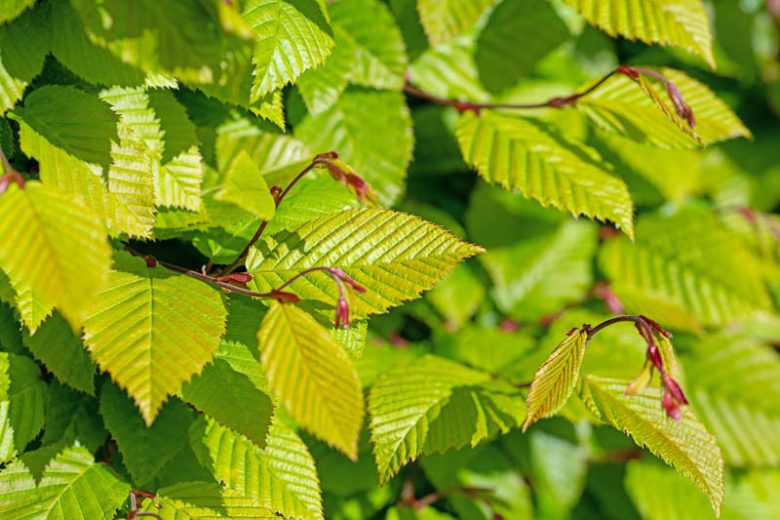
[523,329,588,431]
[22,313,96,395]
[246,208,484,319]
[180,343,275,448]
[0,445,130,519]
[565,0,715,67]
[578,68,751,148]
[214,151,276,220]
[295,88,413,205]
[99,381,194,486]
[0,353,46,463]
[0,182,112,326]
[13,85,118,166]
[456,111,634,237]
[682,335,780,467]
[83,252,227,424]
[417,0,497,46]
[599,208,770,331]
[139,481,279,519]
[0,0,36,25]
[242,0,335,101]
[369,355,524,482]
[190,416,323,520]
[257,302,363,459]
[582,375,724,515]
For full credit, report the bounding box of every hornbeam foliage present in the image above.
[0,0,777,518]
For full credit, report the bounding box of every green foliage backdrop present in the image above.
[0,0,779,518]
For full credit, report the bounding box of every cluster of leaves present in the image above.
[0,0,779,519]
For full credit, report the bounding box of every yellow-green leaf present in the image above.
[565,0,715,67]
[257,302,363,459]
[0,182,111,326]
[582,375,724,515]
[83,252,227,424]
[523,329,588,431]
[215,150,276,220]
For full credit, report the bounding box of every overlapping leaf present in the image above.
[191,416,323,520]
[0,0,36,25]
[0,183,111,326]
[298,0,407,113]
[22,313,96,395]
[139,481,279,519]
[0,446,129,519]
[582,376,724,515]
[523,329,588,431]
[578,68,751,148]
[83,252,227,424]
[257,302,363,458]
[99,381,193,486]
[295,89,413,205]
[456,111,634,236]
[247,208,484,319]
[242,0,334,101]
[565,0,715,67]
[369,355,524,482]
[0,353,46,463]
[214,150,276,220]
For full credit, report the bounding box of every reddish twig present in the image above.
[0,146,25,193]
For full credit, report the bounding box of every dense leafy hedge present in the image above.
[0,0,779,518]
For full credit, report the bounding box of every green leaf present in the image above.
[214,151,276,220]
[180,344,275,449]
[624,461,715,520]
[49,0,145,87]
[257,302,364,459]
[242,0,334,101]
[578,68,751,148]
[475,0,569,93]
[13,85,118,166]
[369,355,524,482]
[523,329,588,431]
[101,86,204,213]
[0,352,46,463]
[409,35,488,102]
[0,182,112,326]
[456,111,634,237]
[295,88,413,205]
[190,415,323,520]
[99,380,194,486]
[416,0,497,46]
[22,313,96,395]
[0,445,130,519]
[599,208,771,331]
[682,335,780,467]
[582,375,724,515]
[246,208,484,320]
[147,89,200,163]
[139,481,279,519]
[564,0,715,67]
[83,252,227,424]
[0,3,49,83]
[0,0,35,24]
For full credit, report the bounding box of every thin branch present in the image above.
[403,66,628,113]
[0,146,25,191]
[123,245,278,300]
[219,152,340,275]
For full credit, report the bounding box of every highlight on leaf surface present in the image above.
[582,375,724,516]
[369,354,524,483]
[82,251,227,424]
[564,0,715,68]
[247,208,484,320]
[257,301,364,459]
[456,110,635,237]
[523,328,588,431]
